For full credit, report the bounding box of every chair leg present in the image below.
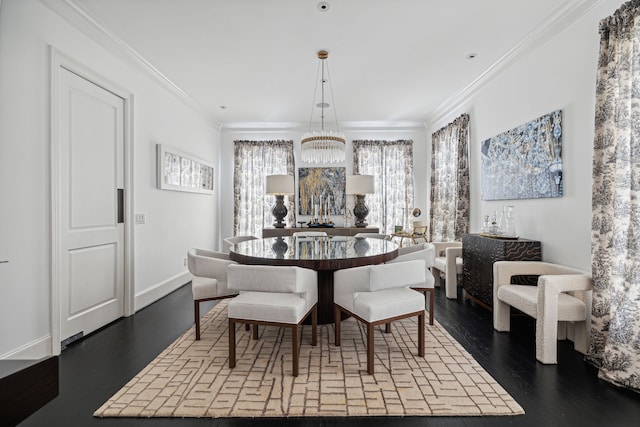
[311,306,317,346]
[367,323,375,375]
[194,300,201,340]
[418,312,425,357]
[292,325,299,377]
[334,304,341,346]
[253,324,259,340]
[229,319,236,369]
[245,324,251,332]
[385,323,392,333]
[428,289,434,325]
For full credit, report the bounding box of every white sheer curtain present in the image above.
[430,114,470,242]
[233,140,295,237]
[353,140,414,234]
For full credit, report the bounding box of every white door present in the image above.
[58,67,125,345]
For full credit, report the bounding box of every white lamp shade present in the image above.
[266,174,294,195]
[346,175,375,195]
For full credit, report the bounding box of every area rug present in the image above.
[95,300,524,418]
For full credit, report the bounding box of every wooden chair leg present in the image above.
[229,319,236,368]
[385,323,392,333]
[312,306,317,346]
[292,325,299,377]
[245,324,250,331]
[428,289,434,325]
[367,323,375,375]
[334,304,341,346]
[194,301,201,340]
[253,324,259,340]
[418,312,425,357]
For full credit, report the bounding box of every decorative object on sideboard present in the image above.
[300,50,345,164]
[481,109,563,200]
[480,205,517,239]
[346,175,375,228]
[266,175,294,228]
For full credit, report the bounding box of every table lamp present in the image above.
[266,174,294,228]
[346,175,374,227]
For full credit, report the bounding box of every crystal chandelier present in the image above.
[300,50,346,164]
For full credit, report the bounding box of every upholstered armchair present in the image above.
[226,264,318,376]
[493,261,593,364]
[386,243,436,324]
[334,260,427,374]
[187,248,238,340]
[431,242,463,299]
[222,235,258,253]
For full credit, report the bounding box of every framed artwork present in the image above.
[298,167,346,215]
[481,110,563,200]
[156,144,214,194]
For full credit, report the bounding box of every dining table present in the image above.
[229,235,399,324]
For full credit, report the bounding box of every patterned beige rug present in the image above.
[95,300,524,418]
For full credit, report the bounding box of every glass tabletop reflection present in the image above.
[231,236,398,262]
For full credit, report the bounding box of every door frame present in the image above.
[49,47,135,355]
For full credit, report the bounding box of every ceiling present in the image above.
[70,0,597,126]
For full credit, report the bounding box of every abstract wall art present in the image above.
[298,167,346,215]
[481,110,563,200]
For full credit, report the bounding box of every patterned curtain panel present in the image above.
[588,0,640,393]
[353,140,414,234]
[233,140,295,237]
[430,114,470,242]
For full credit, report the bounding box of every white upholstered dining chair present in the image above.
[226,264,318,376]
[292,231,328,237]
[222,235,258,253]
[386,243,436,325]
[333,259,427,374]
[187,248,237,340]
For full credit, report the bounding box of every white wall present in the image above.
[0,0,220,358]
[426,0,623,272]
[219,124,429,242]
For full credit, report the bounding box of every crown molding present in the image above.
[426,0,606,127]
[40,0,221,128]
[221,120,426,133]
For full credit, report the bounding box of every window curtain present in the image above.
[430,114,470,242]
[233,140,295,237]
[587,0,640,393]
[353,140,414,234]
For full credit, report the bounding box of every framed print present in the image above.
[156,144,214,194]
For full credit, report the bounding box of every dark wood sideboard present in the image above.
[262,226,379,238]
[462,233,542,309]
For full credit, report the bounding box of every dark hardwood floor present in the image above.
[19,283,640,427]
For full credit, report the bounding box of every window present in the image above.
[233,140,295,237]
[353,140,414,234]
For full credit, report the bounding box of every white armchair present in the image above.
[222,235,258,253]
[187,248,237,340]
[493,261,593,364]
[227,264,318,376]
[431,242,463,299]
[386,243,436,324]
[334,260,427,374]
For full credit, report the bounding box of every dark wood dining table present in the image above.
[229,236,399,324]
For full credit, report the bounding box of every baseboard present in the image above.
[135,271,192,312]
[0,335,52,360]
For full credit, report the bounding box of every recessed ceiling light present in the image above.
[317,2,330,12]
[220,105,227,109]
[466,53,477,60]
